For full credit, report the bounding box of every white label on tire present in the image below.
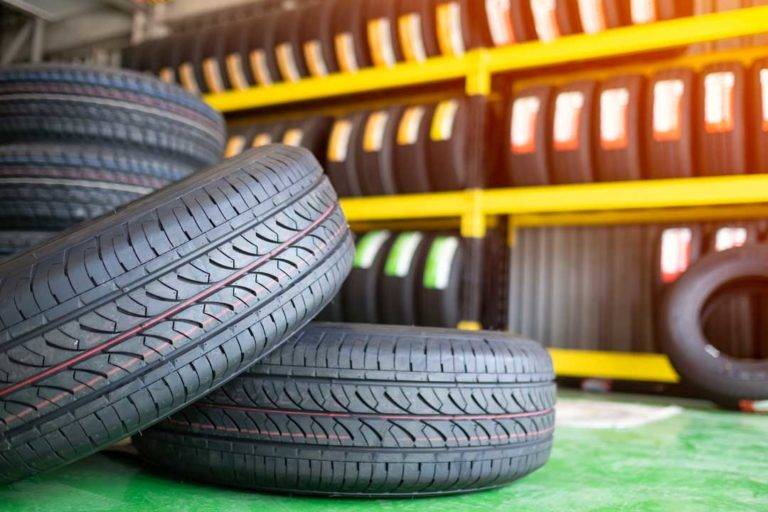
[276,43,301,82]
[553,91,585,151]
[704,71,735,133]
[630,0,656,24]
[600,87,630,150]
[430,99,459,141]
[398,13,428,62]
[328,119,353,162]
[486,0,515,46]
[364,111,389,152]
[226,53,250,90]
[159,67,175,84]
[282,128,304,147]
[203,57,225,93]
[511,95,540,154]
[251,133,272,148]
[653,79,684,141]
[384,232,424,277]
[660,227,692,283]
[531,0,560,42]
[249,49,274,86]
[335,32,360,72]
[354,231,390,269]
[303,40,329,77]
[715,227,747,252]
[225,135,246,158]
[368,18,397,67]
[178,62,200,94]
[424,236,459,290]
[397,106,426,145]
[578,0,606,34]
[436,2,465,56]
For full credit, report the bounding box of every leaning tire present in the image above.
[0,64,226,168]
[133,323,555,497]
[661,245,768,407]
[0,146,353,483]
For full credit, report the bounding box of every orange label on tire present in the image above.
[368,18,397,67]
[203,57,225,93]
[600,88,630,150]
[275,43,301,82]
[510,96,540,154]
[251,133,272,148]
[398,13,427,62]
[249,49,273,86]
[653,79,684,142]
[334,32,359,72]
[303,39,329,77]
[630,0,656,24]
[178,62,200,94]
[486,0,515,46]
[436,2,465,56]
[226,53,249,90]
[553,91,585,151]
[577,0,607,34]
[282,128,304,147]
[328,119,354,162]
[397,106,426,145]
[159,67,175,84]
[430,100,459,141]
[704,71,735,134]
[225,135,246,158]
[364,111,389,152]
[531,0,560,42]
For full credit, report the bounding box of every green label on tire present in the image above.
[384,232,423,277]
[354,230,390,269]
[423,236,458,289]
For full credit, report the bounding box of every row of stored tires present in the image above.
[507,59,768,185]
[226,98,475,195]
[123,0,695,94]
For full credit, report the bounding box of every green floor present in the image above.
[1,390,766,512]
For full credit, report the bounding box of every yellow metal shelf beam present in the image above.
[549,349,679,383]
[205,6,768,113]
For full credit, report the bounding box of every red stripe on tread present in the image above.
[194,402,553,421]
[0,202,337,399]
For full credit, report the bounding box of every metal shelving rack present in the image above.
[203,6,768,384]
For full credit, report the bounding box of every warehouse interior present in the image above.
[0,0,766,510]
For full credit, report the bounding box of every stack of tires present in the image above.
[0,64,226,256]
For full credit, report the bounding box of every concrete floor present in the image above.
[1,390,766,512]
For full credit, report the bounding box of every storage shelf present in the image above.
[339,174,768,238]
[205,6,768,112]
[549,349,678,383]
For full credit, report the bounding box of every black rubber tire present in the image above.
[0,231,55,259]
[133,323,555,497]
[0,143,195,230]
[393,104,435,193]
[343,230,394,323]
[427,98,469,191]
[299,0,341,77]
[0,145,353,483]
[380,231,432,325]
[325,112,367,197]
[356,106,402,196]
[0,64,226,168]
[419,234,464,327]
[661,245,768,406]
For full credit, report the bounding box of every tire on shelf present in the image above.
[595,74,645,182]
[223,21,255,90]
[506,85,553,186]
[661,245,768,408]
[356,106,403,196]
[394,103,435,193]
[176,33,206,95]
[0,64,226,169]
[325,112,366,197]
[0,143,193,230]
[299,0,340,77]
[427,97,471,191]
[343,230,394,323]
[280,116,333,166]
[474,0,537,47]
[198,26,232,94]
[646,67,696,179]
[246,122,287,150]
[575,0,628,35]
[363,0,404,67]
[697,62,746,177]
[0,146,353,483]
[273,8,310,82]
[419,234,464,327]
[133,322,556,497]
[244,14,281,87]
[380,231,432,324]
[433,0,478,57]
[550,80,597,184]
[396,0,440,62]
[332,0,373,72]
[155,36,179,85]
[529,0,582,42]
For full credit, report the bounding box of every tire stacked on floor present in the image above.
[0,64,226,257]
[0,144,354,483]
[134,323,556,497]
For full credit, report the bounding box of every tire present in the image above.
[0,231,55,259]
[661,245,768,407]
[343,230,394,323]
[0,143,195,230]
[0,64,226,168]
[0,145,353,483]
[380,231,432,325]
[419,234,464,327]
[133,323,556,497]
